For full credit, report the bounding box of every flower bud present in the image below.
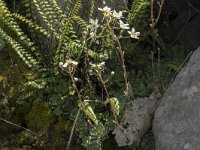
[111,71,115,76]
[59,62,63,68]
[74,77,78,82]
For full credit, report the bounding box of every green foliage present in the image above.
[26,100,56,132]
[0,1,190,150]
[0,0,130,149]
[0,31,5,49]
[128,0,150,31]
[0,0,165,149]
[0,27,39,68]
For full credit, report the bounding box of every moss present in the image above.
[54,117,72,134]
[48,117,73,149]
[25,100,56,133]
[16,131,45,149]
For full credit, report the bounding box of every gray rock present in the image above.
[153,47,200,150]
[113,88,162,147]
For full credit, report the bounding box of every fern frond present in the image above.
[20,0,37,19]
[48,0,68,23]
[12,13,49,37]
[62,0,72,16]
[0,27,39,69]
[72,15,87,31]
[128,0,150,31]
[71,0,82,16]
[89,0,94,18]
[54,0,85,66]
[32,0,58,35]
[0,0,40,58]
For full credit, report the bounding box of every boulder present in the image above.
[113,88,162,147]
[153,47,200,150]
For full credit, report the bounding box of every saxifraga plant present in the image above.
[0,0,140,149]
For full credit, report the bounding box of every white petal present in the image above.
[98,8,103,11]
[131,35,135,38]
[87,25,92,29]
[131,28,135,32]
[100,62,105,66]
[72,61,78,66]
[136,32,140,36]
[104,6,111,11]
[89,19,94,23]
[63,62,68,68]
[128,31,132,34]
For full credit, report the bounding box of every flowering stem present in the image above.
[106,21,129,96]
[69,71,82,104]
[96,71,110,98]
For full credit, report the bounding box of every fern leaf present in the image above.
[12,13,49,37]
[0,0,40,58]
[0,27,39,69]
[128,0,150,31]
[72,15,87,31]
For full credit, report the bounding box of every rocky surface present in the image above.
[153,47,200,150]
[113,88,162,147]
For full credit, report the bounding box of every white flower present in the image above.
[59,62,63,68]
[98,6,112,17]
[90,62,105,71]
[119,20,129,29]
[90,63,97,69]
[87,19,99,31]
[112,10,123,19]
[97,62,105,68]
[62,59,78,68]
[89,32,96,38]
[99,62,105,66]
[128,28,140,39]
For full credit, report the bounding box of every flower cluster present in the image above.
[59,59,78,73]
[59,59,78,68]
[112,10,123,20]
[98,6,112,18]
[90,62,105,74]
[87,19,99,38]
[87,6,140,39]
